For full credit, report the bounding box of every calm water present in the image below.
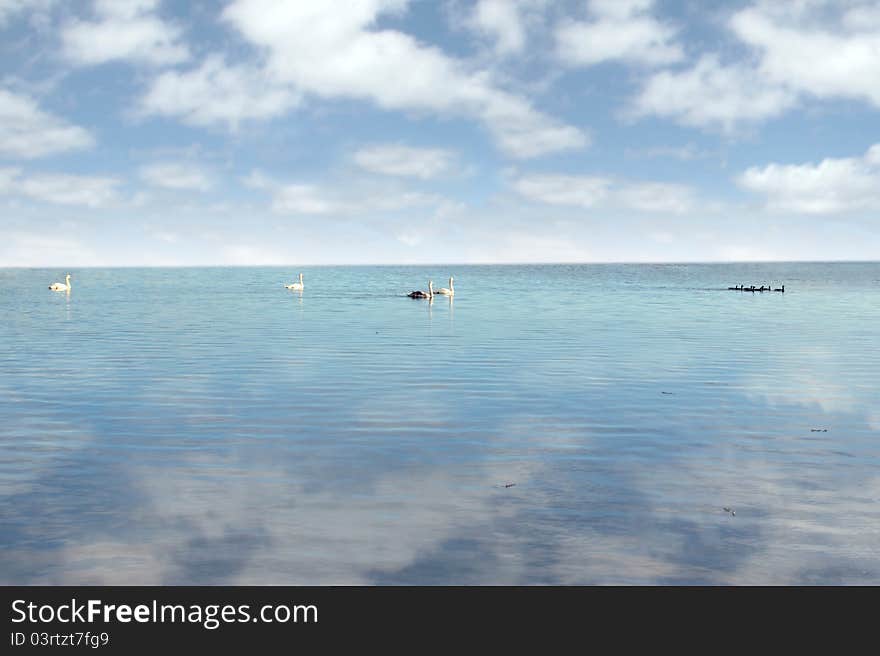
[1,263,878,584]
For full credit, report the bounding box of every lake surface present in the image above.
[1,263,878,584]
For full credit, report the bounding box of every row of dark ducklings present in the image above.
[728,284,784,292]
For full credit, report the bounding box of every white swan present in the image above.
[407,280,433,299]
[285,273,304,291]
[434,275,454,296]
[49,274,71,292]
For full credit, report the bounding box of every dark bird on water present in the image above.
[504,483,516,488]
[407,280,434,299]
[723,507,735,516]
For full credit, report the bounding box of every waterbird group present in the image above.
[277,272,454,299]
[407,275,456,300]
[50,271,458,300]
[727,284,784,292]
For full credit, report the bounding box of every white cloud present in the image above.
[512,173,695,213]
[20,173,119,207]
[242,173,336,215]
[270,183,342,215]
[139,162,213,191]
[245,169,444,217]
[616,181,695,214]
[731,2,880,107]
[466,0,546,55]
[243,171,340,215]
[513,173,611,208]
[352,144,455,179]
[627,143,713,161]
[0,89,94,159]
[634,1,880,130]
[632,55,798,131]
[0,168,119,207]
[212,0,585,158]
[139,56,300,129]
[62,0,189,67]
[556,0,682,67]
[738,143,880,214]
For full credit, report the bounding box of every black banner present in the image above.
[0,586,870,650]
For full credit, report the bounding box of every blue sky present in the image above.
[1,0,879,266]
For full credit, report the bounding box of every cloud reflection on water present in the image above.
[1,265,879,584]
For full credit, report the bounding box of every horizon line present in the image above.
[2,258,879,269]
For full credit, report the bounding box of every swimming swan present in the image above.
[49,274,71,292]
[434,276,454,296]
[285,273,304,291]
[407,280,433,299]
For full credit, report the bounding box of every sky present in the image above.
[1,0,879,266]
